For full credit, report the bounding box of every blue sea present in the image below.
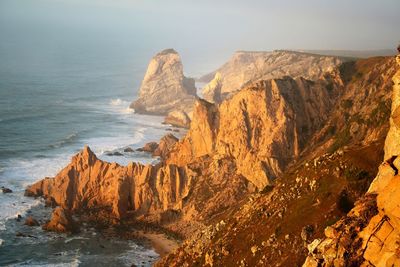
[0,0,225,266]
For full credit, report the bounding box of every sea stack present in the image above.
[130,49,196,127]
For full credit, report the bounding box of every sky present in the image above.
[0,0,399,74]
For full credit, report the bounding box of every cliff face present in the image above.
[25,146,195,219]
[303,54,400,266]
[200,50,344,102]
[130,49,196,117]
[169,77,338,189]
[157,57,396,267]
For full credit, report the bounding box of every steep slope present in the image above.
[199,50,344,102]
[130,49,196,120]
[167,76,339,189]
[303,53,400,267]
[303,56,397,159]
[156,56,397,266]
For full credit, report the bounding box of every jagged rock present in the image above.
[153,134,178,159]
[24,216,40,227]
[303,53,400,267]
[199,50,344,102]
[25,146,194,219]
[130,49,196,115]
[169,77,336,189]
[42,207,79,233]
[164,110,191,128]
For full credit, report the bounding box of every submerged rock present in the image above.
[24,216,40,227]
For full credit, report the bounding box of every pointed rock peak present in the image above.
[76,145,98,165]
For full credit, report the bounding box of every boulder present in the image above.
[24,216,40,227]
[42,207,79,233]
[137,142,159,153]
[153,134,178,159]
[164,110,191,128]
[130,49,197,115]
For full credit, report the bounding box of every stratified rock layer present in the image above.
[130,49,196,116]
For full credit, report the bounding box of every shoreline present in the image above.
[135,230,179,257]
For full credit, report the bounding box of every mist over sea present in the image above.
[0,1,225,266]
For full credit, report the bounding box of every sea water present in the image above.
[0,3,179,266]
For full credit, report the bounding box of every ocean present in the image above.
[0,1,227,266]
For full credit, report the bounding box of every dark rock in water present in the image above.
[123,147,134,153]
[173,129,180,132]
[42,207,79,233]
[16,232,27,237]
[16,214,22,222]
[25,216,40,227]
[166,128,173,131]
[131,264,137,267]
[1,186,12,193]
[106,151,123,156]
[137,142,159,153]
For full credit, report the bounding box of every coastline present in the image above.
[135,231,179,257]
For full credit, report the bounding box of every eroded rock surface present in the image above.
[303,54,400,267]
[130,49,196,116]
[169,77,338,189]
[200,50,344,102]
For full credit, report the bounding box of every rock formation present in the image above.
[164,110,192,128]
[199,50,344,102]
[303,53,400,266]
[42,207,79,233]
[130,49,197,118]
[168,77,338,189]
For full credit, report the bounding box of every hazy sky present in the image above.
[1,0,399,74]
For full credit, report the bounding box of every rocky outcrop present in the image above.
[202,72,222,103]
[24,216,40,227]
[303,54,400,266]
[199,50,344,102]
[42,207,79,233]
[153,134,178,159]
[164,110,191,128]
[25,146,195,219]
[169,77,338,189]
[130,49,196,116]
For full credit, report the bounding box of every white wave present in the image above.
[64,236,89,243]
[110,98,125,106]
[0,238,3,246]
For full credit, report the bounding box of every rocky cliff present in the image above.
[24,51,398,266]
[130,49,196,123]
[200,50,345,102]
[303,54,400,266]
[157,56,397,267]
[169,76,339,189]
